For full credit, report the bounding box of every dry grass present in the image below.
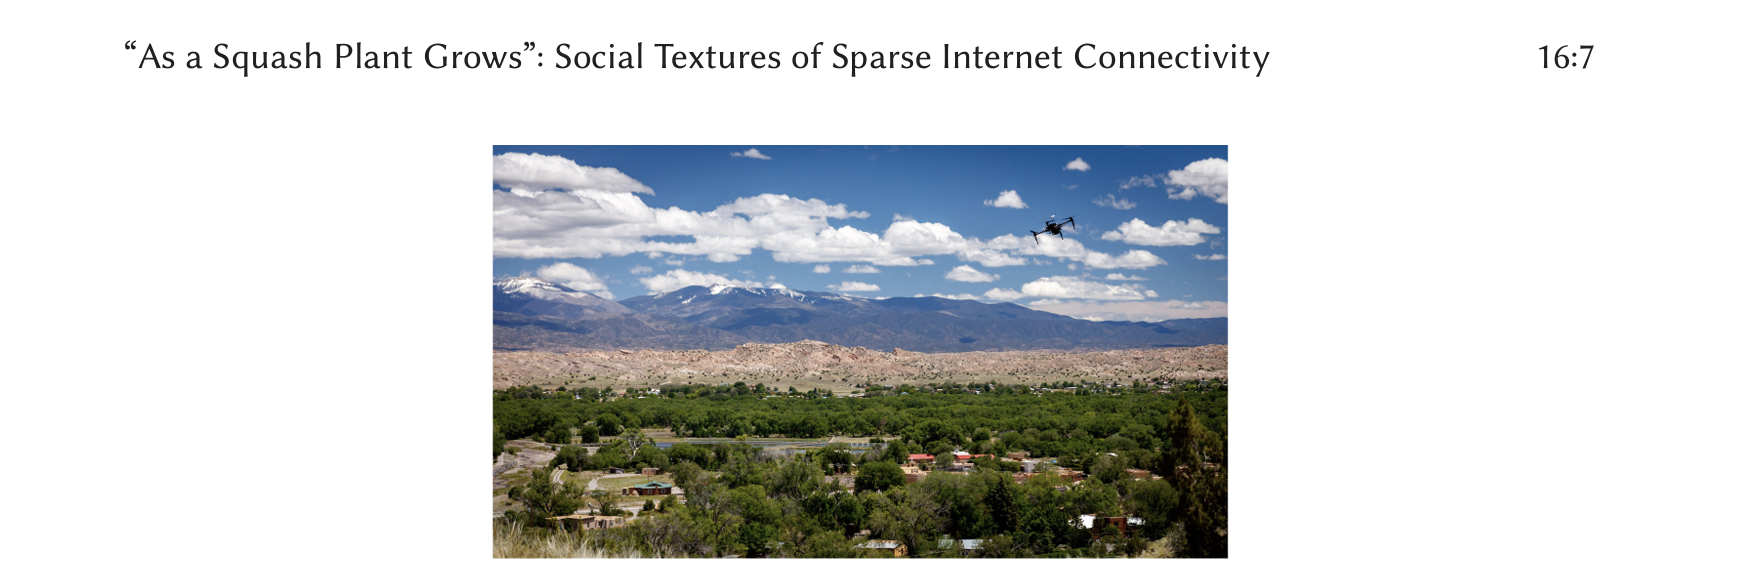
[492,521,644,558]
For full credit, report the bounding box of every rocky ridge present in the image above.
[493,340,1227,390]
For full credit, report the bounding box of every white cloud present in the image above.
[984,190,1029,209]
[534,262,615,299]
[730,148,772,160]
[1019,276,1156,301]
[1080,249,1167,270]
[827,281,880,292]
[1064,157,1091,172]
[812,264,831,273]
[1100,218,1222,246]
[629,265,654,274]
[1092,193,1136,210]
[1118,175,1158,190]
[1105,273,1148,281]
[944,265,1000,283]
[494,181,867,261]
[919,293,984,301]
[1194,254,1226,260]
[494,154,1191,272]
[637,269,766,294]
[493,153,654,196]
[983,288,1026,301]
[1165,158,1228,203]
[843,264,881,274]
[957,248,1027,268]
[1027,299,1228,321]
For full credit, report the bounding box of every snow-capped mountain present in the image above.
[493,278,1226,352]
[493,277,633,319]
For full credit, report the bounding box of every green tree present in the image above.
[855,461,905,493]
[1090,453,1128,485]
[597,413,623,437]
[493,426,505,462]
[579,425,599,443]
[737,521,780,557]
[1125,479,1177,540]
[984,473,1022,534]
[798,530,853,558]
[867,486,947,558]
[1159,395,1227,558]
[544,422,572,445]
[507,469,584,526]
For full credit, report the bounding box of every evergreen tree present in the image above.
[1159,396,1227,557]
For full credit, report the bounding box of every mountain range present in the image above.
[492,277,1226,352]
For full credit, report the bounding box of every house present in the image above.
[907,454,934,463]
[1124,468,1152,480]
[855,540,908,557]
[641,467,661,476]
[623,481,673,496]
[904,472,928,484]
[606,467,625,474]
[935,538,985,553]
[549,514,625,531]
[1075,515,1145,539]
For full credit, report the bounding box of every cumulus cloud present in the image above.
[1194,254,1226,260]
[983,288,1027,301]
[493,153,654,196]
[637,269,767,294]
[730,148,772,160]
[1027,299,1228,321]
[629,265,654,274]
[984,190,1029,209]
[494,154,1189,272]
[1100,218,1222,246]
[843,264,881,274]
[1105,273,1148,281]
[494,182,868,261]
[534,262,616,299]
[1092,193,1136,210]
[1080,249,1167,270]
[1118,175,1158,190]
[944,265,1000,283]
[1019,276,1156,301]
[958,248,1028,268]
[812,264,831,273]
[827,281,880,292]
[1064,157,1091,172]
[1165,158,1228,203]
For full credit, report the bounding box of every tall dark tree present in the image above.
[1159,395,1227,557]
[984,474,1021,534]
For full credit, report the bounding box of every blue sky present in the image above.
[491,145,1226,322]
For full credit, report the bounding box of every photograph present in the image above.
[490,146,1229,558]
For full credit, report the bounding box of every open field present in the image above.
[494,341,1227,392]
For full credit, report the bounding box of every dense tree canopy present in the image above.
[494,381,1227,558]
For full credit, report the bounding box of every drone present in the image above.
[1031,216,1076,243]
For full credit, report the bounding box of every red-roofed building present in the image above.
[907,454,934,462]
